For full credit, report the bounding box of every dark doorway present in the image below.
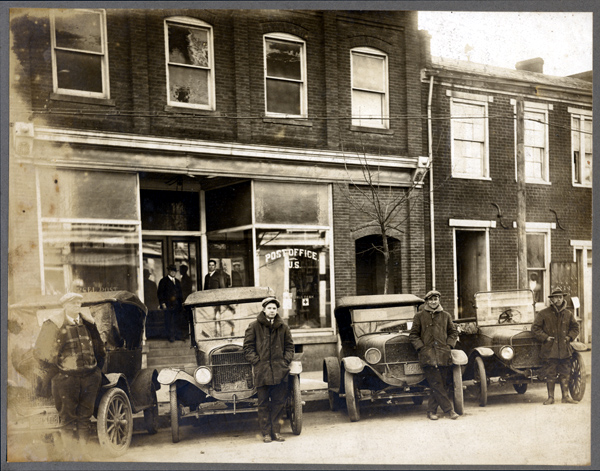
[355,235,401,295]
[455,230,487,319]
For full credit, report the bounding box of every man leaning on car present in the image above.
[409,290,459,420]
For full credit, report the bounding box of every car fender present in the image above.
[102,372,129,391]
[451,349,468,366]
[571,341,589,352]
[473,347,495,358]
[129,368,159,413]
[341,356,365,374]
[157,367,200,388]
[289,360,302,375]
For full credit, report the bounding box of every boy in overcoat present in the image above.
[243,297,295,442]
[532,289,580,404]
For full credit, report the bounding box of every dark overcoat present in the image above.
[409,307,458,367]
[243,312,294,387]
[532,301,579,360]
[157,275,183,310]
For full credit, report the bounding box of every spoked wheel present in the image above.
[324,357,342,411]
[513,383,528,394]
[170,383,180,443]
[344,370,360,422]
[473,356,488,407]
[452,365,464,415]
[569,352,586,401]
[144,384,159,435]
[287,375,303,435]
[97,388,133,457]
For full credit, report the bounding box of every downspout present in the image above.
[427,75,436,289]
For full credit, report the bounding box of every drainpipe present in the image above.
[427,74,436,289]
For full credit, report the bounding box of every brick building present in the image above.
[9,9,429,370]
[419,35,593,343]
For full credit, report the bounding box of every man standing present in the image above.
[532,289,580,405]
[204,259,227,290]
[243,297,295,443]
[33,292,106,448]
[409,290,459,420]
[158,264,184,342]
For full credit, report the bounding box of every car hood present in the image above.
[479,325,538,345]
[356,332,410,352]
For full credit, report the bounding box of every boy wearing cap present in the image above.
[33,292,106,447]
[243,297,295,443]
[532,289,580,405]
[409,290,459,420]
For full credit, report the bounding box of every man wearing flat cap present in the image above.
[409,290,459,420]
[243,297,295,443]
[33,292,106,448]
[532,289,580,405]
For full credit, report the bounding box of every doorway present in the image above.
[455,230,488,318]
[355,235,401,295]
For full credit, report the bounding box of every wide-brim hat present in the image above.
[262,297,280,308]
[548,289,567,298]
[167,264,177,272]
[60,292,83,305]
[424,290,441,300]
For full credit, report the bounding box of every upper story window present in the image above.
[165,17,215,110]
[264,33,307,117]
[50,9,109,98]
[512,100,551,184]
[450,97,489,179]
[570,108,593,187]
[351,47,389,129]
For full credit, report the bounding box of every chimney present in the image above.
[418,29,432,68]
[515,57,544,74]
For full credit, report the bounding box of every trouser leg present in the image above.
[424,366,453,414]
[544,381,555,404]
[75,369,102,444]
[269,380,288,435]
[256,386,272,437]
[164,309,175,340]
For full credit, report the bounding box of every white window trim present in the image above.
[50,9,110,99]
[569,108,593,188]
[263,32,307,118]
[511,100,552,185]
[570,239,592,262]
[350,47,389,129]
[525,223,552,308]
[450,96,490,180]
[164,17,215,110]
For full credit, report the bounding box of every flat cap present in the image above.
[424,290,441,300]
[548,289,566,297]
[60,292,83,305]
[262,297,280,308]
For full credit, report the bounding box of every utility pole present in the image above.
[516,99,528,289]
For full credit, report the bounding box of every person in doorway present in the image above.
[33,292,106,450]
[409,290,460,420]
[231,262,244,287]
[243,297,295,443]
[204,259,227,290]
[532,289,580,405]
[157,264,184,342]
[179,264,195,345]
[143,269,160,311]
[529,272,542,303]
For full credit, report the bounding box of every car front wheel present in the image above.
[473,356,488,407]
[97,388,133,457]
[452,365,464,415]
[144,384,159,435]
[344,371,360,422]
[287,375,303,435]
[569,352,586,401]
[170,383,180,443]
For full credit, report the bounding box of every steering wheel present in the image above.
[498,309,522,324]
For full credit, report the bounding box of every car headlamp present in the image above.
[499,346,514,361]
[365,348,382,365]
[194,366,212,385]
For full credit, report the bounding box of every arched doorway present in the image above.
[355,235,401,295]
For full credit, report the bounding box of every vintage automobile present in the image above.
[323,294,467,422]
[157,286,303,443]
[7,291,161,457]
[456,289,587,407]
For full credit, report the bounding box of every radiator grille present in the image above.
[211,350,254,392]
[385,341,418,363]
[511,345,541,368]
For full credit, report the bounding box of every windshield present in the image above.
[474,290,535,326]
[193,300,263,341]
[351,305,418,338]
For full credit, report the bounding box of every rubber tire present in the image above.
[144,384,159,435]
[325,358,342,411]
[344,370,360,422]
[452,365,464,415]
[170,383,180,443]
[569,352,586,401]
[288,375,303,435]
[474,356,488,407]
[513,383,528,394]
[97,388,133,457]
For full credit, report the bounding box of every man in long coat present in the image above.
[157,264,184,342]
[243,297,295,442]
[532,289,580,404]
[409,290,459,420]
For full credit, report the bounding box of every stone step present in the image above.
[147,359,197,371]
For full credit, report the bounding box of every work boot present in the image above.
[262,435,272,443]
[560,379,578,404]
[427,411,439,420]
[447,410,459,420]
[543,382,555,405]
[272,433,285,442]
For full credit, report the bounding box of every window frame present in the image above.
[263,32,307,118]
[569,108,593,188]
[350,47,389,129]
[164,16,215,111]
[512,100,551,184]
[525,223,552,309]
[49,8,110,99]
[450,97,490,180]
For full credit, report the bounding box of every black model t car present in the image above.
[157,286,303,443]
[323,294,467,422]
[457,289,587,406]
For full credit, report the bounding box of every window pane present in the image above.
[207,230,254,288]
[169,65,209,105]
[454,140,484,177]
[254,181,329,225]
[205,182,252,232]
[266,39,302,80]
[525,112,545,147]
[352,89,384,127]
[525,147,543,179]
[528,270,544,302]
[454,103,485,141]
[527,233,545,268]
[266,79,301,115]
[54,10,102,53]
[55,49,103,93]
[140,190,200,231]
[168,23,209,67]
[352,53,385,91]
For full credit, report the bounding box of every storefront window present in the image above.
[207,230,254,288]
[257,229,331,329]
